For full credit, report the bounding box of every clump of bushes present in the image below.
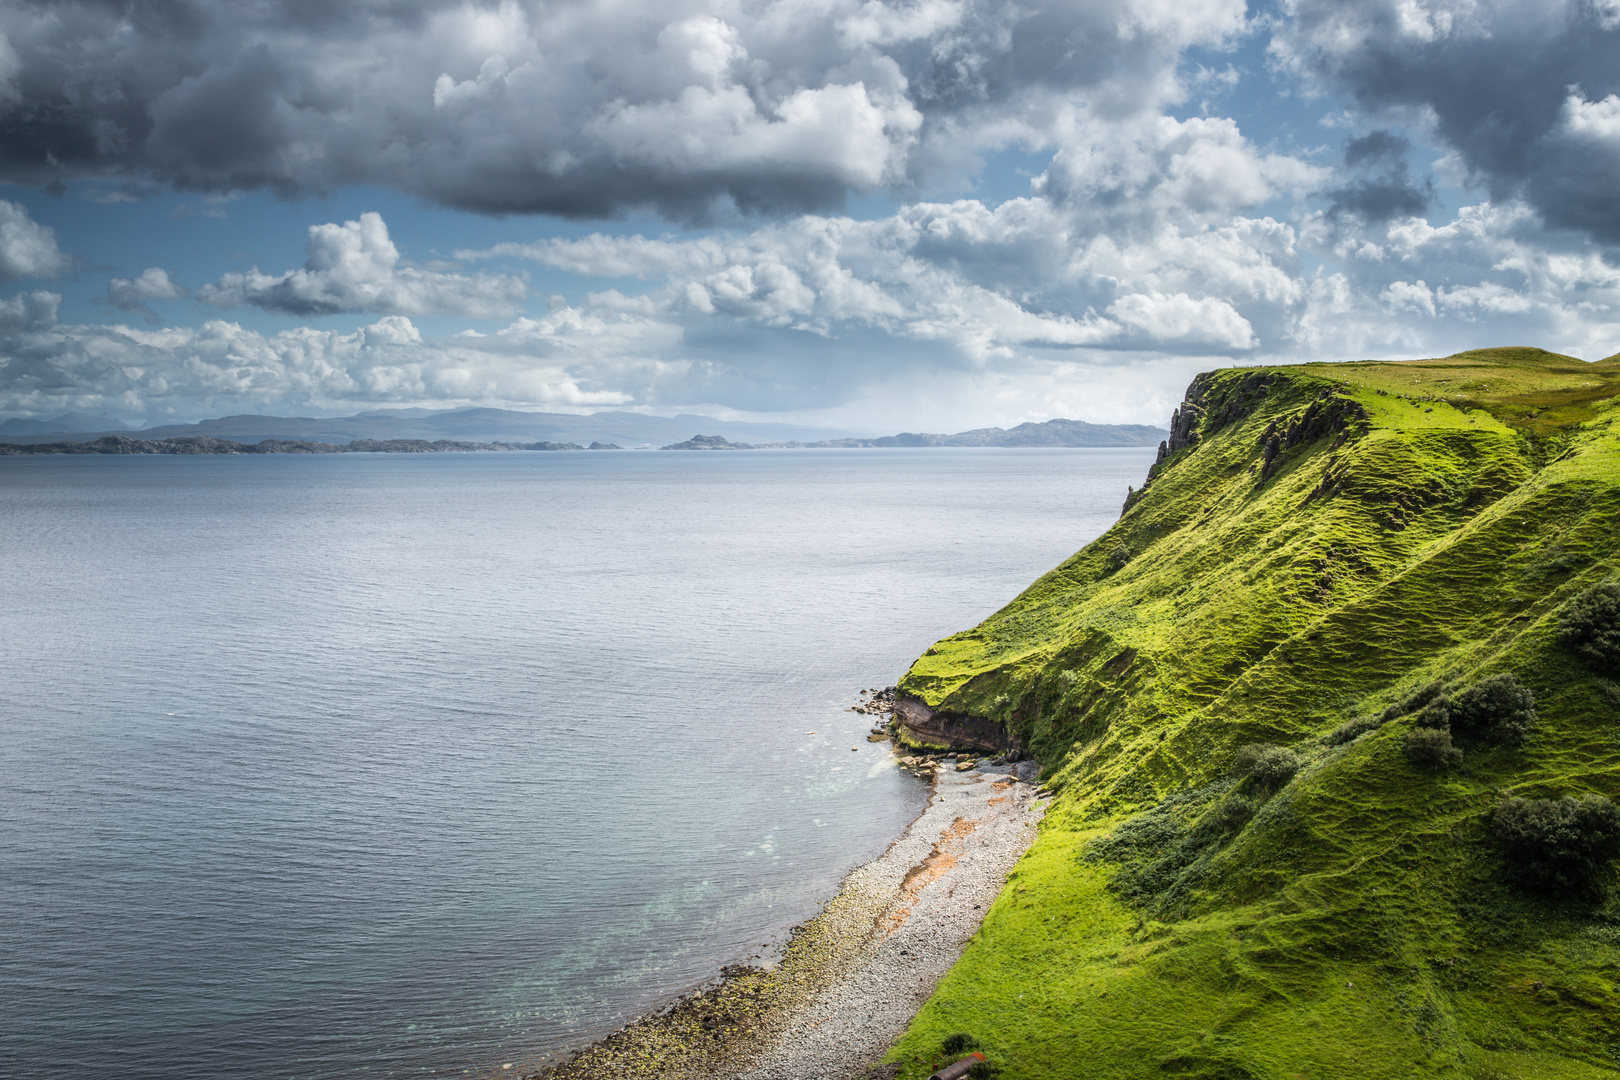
[1084,784,1253,915]
[1325,714,1383,746]
[1326,680,1450,745]
[1381,681,1447,722]
[1410,697,1453,729]
[1404,727,1462,770]
[1491,795,1620,893]
[1106,543,1133,573]
[1327,673,1535,762]
[1559,582,1620,673]
[1210,794,1259,832]
[1232,743,1303,789]
[1448,673,1536,745]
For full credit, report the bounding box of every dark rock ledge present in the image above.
[893,695,1020,756]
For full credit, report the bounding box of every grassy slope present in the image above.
[889,348,1620,1079]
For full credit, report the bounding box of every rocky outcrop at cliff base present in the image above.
[893,696,1018,755]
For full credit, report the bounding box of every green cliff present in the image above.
[890,347,1620,1079]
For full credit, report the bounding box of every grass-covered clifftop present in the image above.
[890,347,1620,1079]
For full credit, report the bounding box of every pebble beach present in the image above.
[530,752,1045,1080]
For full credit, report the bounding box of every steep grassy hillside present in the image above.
[890,347,1620,1079]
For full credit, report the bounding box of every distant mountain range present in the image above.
[815,418,1168,447]
[661,418,1167,449]
[0,408,862,447]
[0,407,1167,450]
[0,412,132,437]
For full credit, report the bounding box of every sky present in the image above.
[1,0,1619,431]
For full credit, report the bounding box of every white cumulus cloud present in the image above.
[0,200,70,281]
[197,213,527,318]
[107,268,190,318]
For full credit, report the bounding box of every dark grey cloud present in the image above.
[0,0,1244,219]
[1323,130,1434,221]
[1279,0,1620,242]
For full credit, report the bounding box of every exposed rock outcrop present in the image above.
[894,696,1019,755]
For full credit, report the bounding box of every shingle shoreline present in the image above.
[524,761,1045,1080]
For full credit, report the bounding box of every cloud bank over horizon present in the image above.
[1,0,1618,428]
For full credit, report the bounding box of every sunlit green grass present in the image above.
[890,348,1620,1078]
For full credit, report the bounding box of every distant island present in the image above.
[660,418,1167,450]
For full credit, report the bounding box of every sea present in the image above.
[0,446,1153,1079]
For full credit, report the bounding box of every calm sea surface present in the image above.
[0,447,1152,1079]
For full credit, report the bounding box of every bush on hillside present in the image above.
[1328,680,1467,745]
[1381,681,1448,722]
[1491,795,1620,893]
[1326,714,1383,745]
[1210,794,1259,831]
[941,1033,980,1056]
[1559,583,1620,673]
[1106,543,1132,573]
[1411,698,1452,729]
[966,1063,1001,1079]
[1449,674,1536,746]
[1232,744,1302,789]
[1405,727,1463,770]
[1084,782,1274,915]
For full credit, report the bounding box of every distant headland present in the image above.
[659,418,1167,450]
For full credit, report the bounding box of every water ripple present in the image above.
[0,448,1150,1079]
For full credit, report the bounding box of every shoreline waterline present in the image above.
[525,756,1046,1080]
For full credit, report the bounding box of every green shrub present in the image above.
[1210,795,1259,831]
[1449,674,1536,745]
[1325,714,1383,745]
[1326,680,1454,744]
[1232,743,1302,789]
[941,1033,980,1056]
[1411,698,1452,729]
[1559,583,1620,672]
[1106,543,1132,572]
[1085,810,1182,864]
[966,1063,1001,1079]
[1491,795,1620,893]
[1381,680,1447,722]
[1404,727,1462,770]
